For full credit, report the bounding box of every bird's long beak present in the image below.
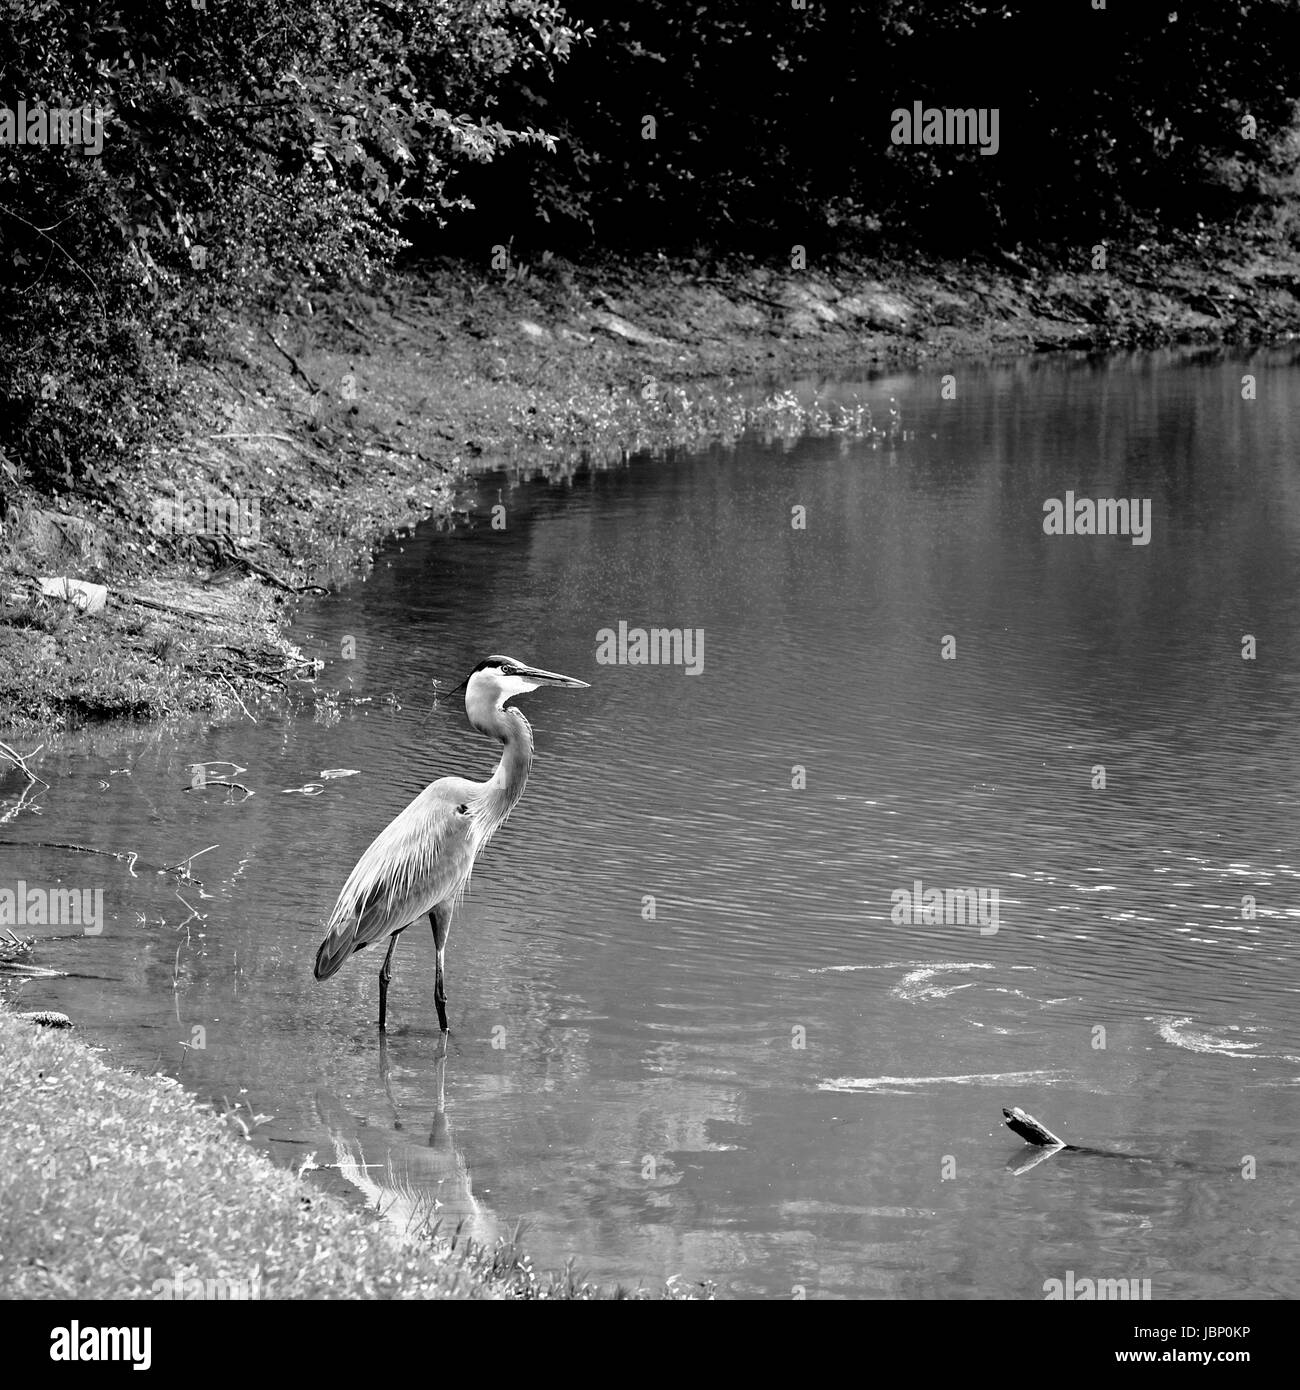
[518,664,589,688]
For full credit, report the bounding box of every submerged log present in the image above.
[1002,1105,1187,1172]
[1002,1106,1073,1149]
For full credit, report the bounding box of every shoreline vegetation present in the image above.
[0,1010,709,1300]
[4,227,1299,738]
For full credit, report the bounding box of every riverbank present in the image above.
[0,1009,706,1299]
[2,219,1298,738]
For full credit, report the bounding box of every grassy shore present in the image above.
[3,223,1298,737]
[0,1010,706,1300]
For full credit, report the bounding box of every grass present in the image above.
[0,1009,710,1300]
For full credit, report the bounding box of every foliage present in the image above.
[0,1009,484,1297]
[436,1218,714,1299]
[0,0,588,493]
[445,0,1300,252]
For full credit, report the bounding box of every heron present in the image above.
[313,655,590,1031]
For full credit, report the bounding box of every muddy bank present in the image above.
[2,225,1297,738]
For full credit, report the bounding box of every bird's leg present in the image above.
[378,930,402,1030]
[434,955,447,1033]
[430,906,451,1033]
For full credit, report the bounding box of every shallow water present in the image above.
[5,348,1300,1298]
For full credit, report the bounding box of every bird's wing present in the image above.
[314,781,477,979]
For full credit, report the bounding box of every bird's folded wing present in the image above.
[314,783,477,978]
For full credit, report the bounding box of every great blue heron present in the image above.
[313,655,590,1031]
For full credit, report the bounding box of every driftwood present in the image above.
[1003,1106,1074,1149]
[200,539,330,595]
[119,590,220,621]
[1002,1104,1196,1173]
[0,739,49,788]
[0,930,66,979]
[208,432,301,444]
[266,329,321,393]
[0,839,213,884]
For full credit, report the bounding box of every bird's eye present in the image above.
[501,665,515,675]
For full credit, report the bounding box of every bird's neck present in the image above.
[484,704,534,824]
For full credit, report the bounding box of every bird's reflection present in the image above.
[317,1035,495,1246]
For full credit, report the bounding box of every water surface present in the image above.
[5,348,1300,1298]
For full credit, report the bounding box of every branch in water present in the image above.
[1003,1106,1068,1148]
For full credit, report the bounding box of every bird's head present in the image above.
[452,654,588,734]
[470,654,589,701]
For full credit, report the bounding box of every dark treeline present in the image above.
[444,0,1300,254]
[2,0,1298,494]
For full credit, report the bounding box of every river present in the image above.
[5,347,1299,1298]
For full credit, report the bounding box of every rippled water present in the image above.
[5,348,1300,1298]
